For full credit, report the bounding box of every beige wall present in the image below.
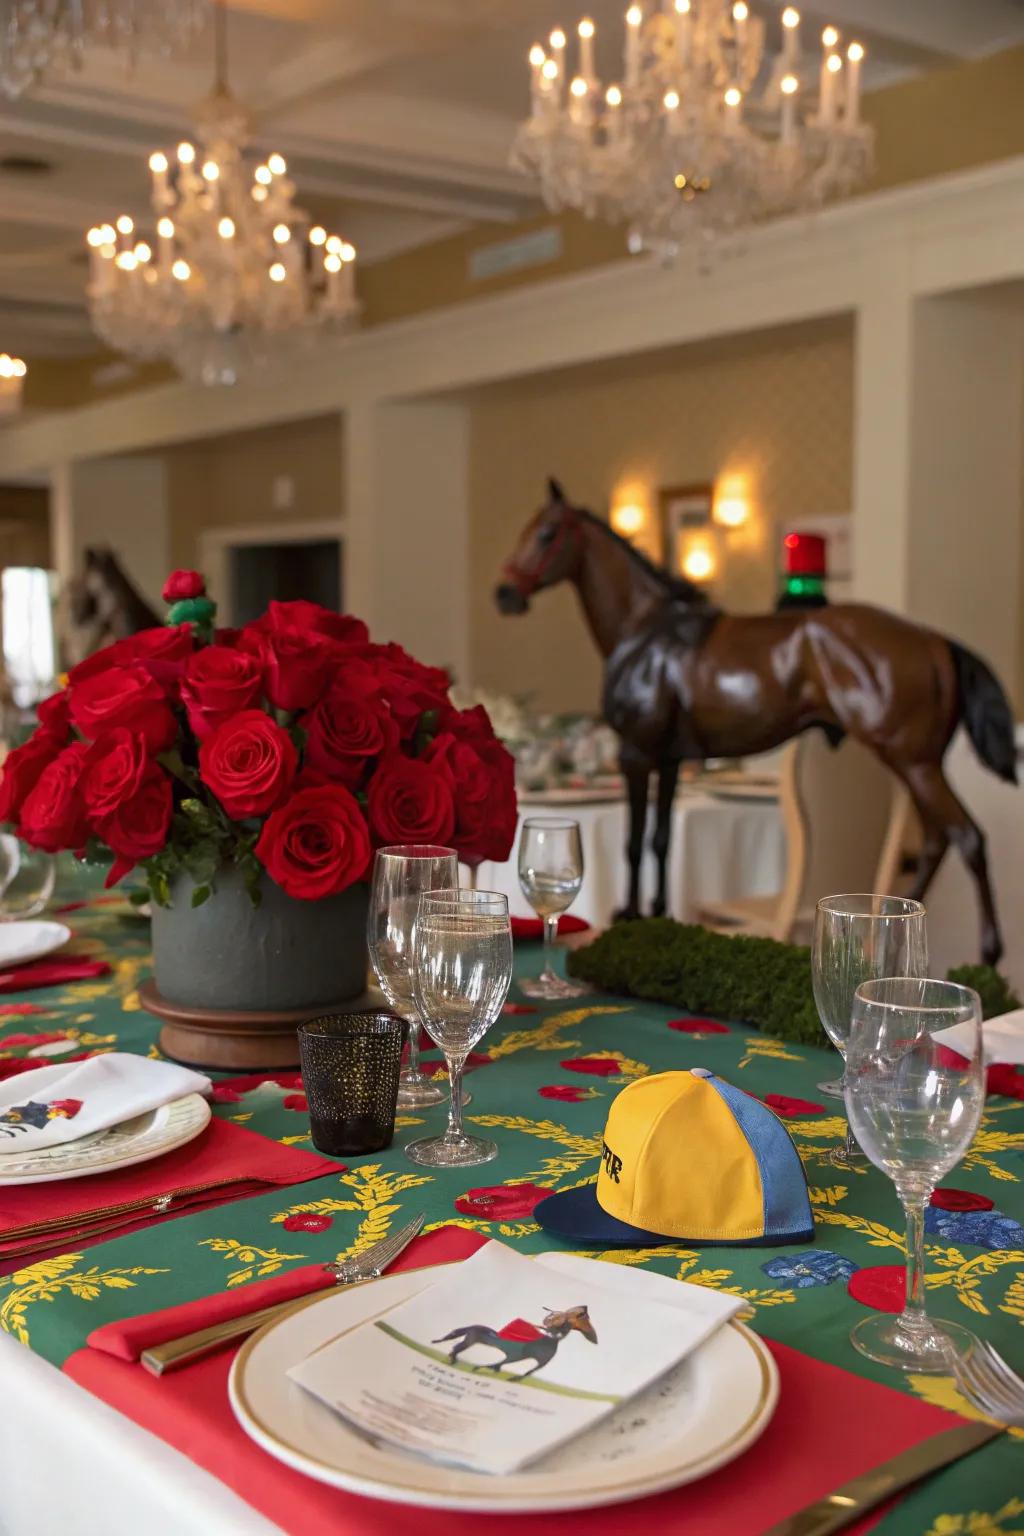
[468,320,854,714]
[165,414,343,574]
[0,485,50,569]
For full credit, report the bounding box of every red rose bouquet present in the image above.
[0,571,517,906]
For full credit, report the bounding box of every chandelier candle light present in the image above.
[84,1,358,385]
[512,1,874,257]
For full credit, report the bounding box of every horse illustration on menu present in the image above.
[434,1304,598,1378]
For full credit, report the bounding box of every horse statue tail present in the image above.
[949,640,1018,785]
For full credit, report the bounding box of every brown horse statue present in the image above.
[495,480,1017,965]
[64,547,162,666]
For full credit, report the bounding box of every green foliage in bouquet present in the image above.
[566,919,1020,1043]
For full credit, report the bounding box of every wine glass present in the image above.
[517,817,588,1000]
[812,895,927,1165]
[366,844,458,1110]
[0,835,56,919]
[846,976,984,1372]
[408,889,513,1168]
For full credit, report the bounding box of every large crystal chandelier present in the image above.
[512,1,874,258]
[84,2,358,386]
[0,1,208,98]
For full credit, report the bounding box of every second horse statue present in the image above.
[495,479,1017,965]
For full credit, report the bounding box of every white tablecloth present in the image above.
[0,1332,280,1535]
[468,789,786,927]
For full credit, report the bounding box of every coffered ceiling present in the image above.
[1,0,1023,361]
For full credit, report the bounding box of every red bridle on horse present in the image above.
[501,509,582,598]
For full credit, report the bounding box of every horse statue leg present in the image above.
[615,747,649,922]
[903,762,1003,966]
[650,759,681,918]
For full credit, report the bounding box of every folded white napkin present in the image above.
[0,1053,211,1154]
[935,1007,1024,1066]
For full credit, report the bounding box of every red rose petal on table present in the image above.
[668,1018,731,1035]
[561,1056,621,1076]
[930,1188,995,1212]
[539,1084,591,1102]
[282,1094,308,1112]
[454,1183,552,1220]
[282,1213,334,1233]
[763,1094,826,1117]
[848,1266,905,1313]
[502,1003,538,1015]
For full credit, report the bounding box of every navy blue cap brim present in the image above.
[534,1182,816,1248]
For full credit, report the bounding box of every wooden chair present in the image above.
[696,731,916,946]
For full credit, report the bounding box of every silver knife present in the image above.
[141,1213,425,1375]
[763,1422,1002,1536]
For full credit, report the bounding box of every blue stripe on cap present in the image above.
[703,1074,813,1242]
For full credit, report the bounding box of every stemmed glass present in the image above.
[517,817,588,1000]
[812,895,928,1165]
[846,977,984,1371]
[407,889,513,1168]
[0,835,56,919]
[367,844,458,1110]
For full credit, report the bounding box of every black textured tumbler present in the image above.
[298,1011,404,1156]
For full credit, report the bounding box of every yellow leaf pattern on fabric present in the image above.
[199,1237,306,1286]
[0,1255,167,1346]
[737,1036,804,1069]
[813,1210,907,1249]
[909,1375,1024,1444]
[807,1185,849,1206]
[488,1005,628,1060]
[469,1114,602,1188]
[924,1499,1024,1536]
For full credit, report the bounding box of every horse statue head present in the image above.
[495,478,584,615]
[541,1303,598,1343]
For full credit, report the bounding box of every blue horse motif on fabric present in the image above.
[924,1206,1024,1251]
[761,1250,860,1288]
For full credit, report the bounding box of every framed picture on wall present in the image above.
[659,483,713,574]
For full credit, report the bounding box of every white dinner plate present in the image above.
[229,1258,778,1513]
[519,786,624,806]
[0,1092,211,1184]
[702,782,780,802]
[0,920,71,969]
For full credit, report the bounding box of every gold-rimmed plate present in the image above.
[228,1254,778,1512]
[0,1093,211,1185]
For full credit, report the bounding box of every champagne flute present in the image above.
[517,817,588,1000]
[366,844,457,1109]
[0,835,56,919]
[812,895,927,1165]
[846,976,984,1371]
[408,889,513,1168]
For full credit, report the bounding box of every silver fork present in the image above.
[141,1213,426,1374]
[952,1338,1024,1427]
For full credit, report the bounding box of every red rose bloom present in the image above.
[181,646,263,740]
[35,690,71,738]
[256,784,370,900]
[305,688,398,787]
[69,663,176,752]
[199,710,297,818]
[162,569,205,602]
[252,600,368,648]
[0,730,65,825]
[366,754,456,847]
[19,744,91,851]
[371,643,450,737]
[81,729,149,820]
[95,764,173,886]
[244,628,336,713]
[428,725,516,865]
[67,627,193,695]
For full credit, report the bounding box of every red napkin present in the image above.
[0,1118,345,1269]
[511,915,591,941]
[65,1226,967,1536]
[0,957,111,994]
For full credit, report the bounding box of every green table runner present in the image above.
[1,874,1021,1534]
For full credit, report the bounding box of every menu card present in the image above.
[288,1240,742,1476]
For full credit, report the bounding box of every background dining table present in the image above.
[468,782,786,924]
[0,869,1021,1536]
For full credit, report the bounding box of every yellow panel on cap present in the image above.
[597,1070,766,1241]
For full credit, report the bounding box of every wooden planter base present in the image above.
[140,980,373,1071]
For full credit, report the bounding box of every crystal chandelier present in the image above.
[512,1,874,258]
[83,3,358,386]
[0,1,208,98]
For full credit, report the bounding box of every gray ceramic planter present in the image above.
[151,864,369,1013]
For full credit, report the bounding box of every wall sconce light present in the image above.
[611,501,646,538]
[681,541,716,582]
[0,353,26,416]
[713,494,748,529]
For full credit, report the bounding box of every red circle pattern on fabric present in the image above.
[847,1265,906,1313]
